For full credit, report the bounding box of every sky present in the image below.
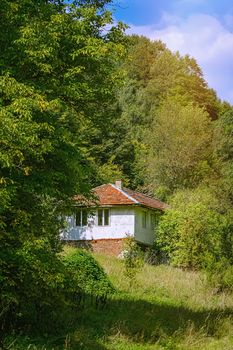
[112,0,233,104]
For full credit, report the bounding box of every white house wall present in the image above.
[61,206,135,241]
[134,207,155,245]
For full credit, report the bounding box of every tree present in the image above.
[0,0,126,335]
[147,52,219,120]
[213,108,233,204]
[109,36,220,189]
[141,99,213,196]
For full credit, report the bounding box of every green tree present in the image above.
[109,36,220,189]
[0,0,126,336]
[213,108,233,202]
[147,52,219,119]
[142,99,213,196]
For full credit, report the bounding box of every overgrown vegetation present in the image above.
[157,189,231,266]
[122,237,144,285]
[4,251,233,349]
[1,248,115,349]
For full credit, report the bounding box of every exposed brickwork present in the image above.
[91,239,124,256]
[64,239,125,256]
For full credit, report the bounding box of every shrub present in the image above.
[62,249,115,303]
[0,244,115,343]
[0,238,69,338]
[157,188,230,269]
[205,258,233,292]
[122,237,144,283]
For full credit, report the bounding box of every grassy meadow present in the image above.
[7,247,233,350]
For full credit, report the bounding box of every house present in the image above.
[61,181,168,255]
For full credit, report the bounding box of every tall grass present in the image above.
[5,249,233,350]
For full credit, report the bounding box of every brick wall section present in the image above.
[91,239,124,256]
[64,239,124,256]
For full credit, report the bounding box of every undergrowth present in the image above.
[4,248,233,350]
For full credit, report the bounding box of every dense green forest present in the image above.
[0,0,232,349]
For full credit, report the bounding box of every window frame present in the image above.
[75,208,88,227]
[97,208,110,226]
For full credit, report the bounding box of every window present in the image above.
[104,209,109,225]
[76,210,81,226]
[98,209,110,226]
[98,209,102,226]
[75,209,88,227]
[142,211,147,228]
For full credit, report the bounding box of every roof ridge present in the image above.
[110,184,139,204]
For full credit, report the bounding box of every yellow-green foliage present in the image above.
[144,99,213,194]
[157,187,231,271]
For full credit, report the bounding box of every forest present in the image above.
[0,0,232,349]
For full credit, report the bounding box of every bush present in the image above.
[122,237,144,283]
[62,249,115,302]
[157,188,230,269]
[0,238,70,339]
[205,259,233,292]
[0,244,115,345]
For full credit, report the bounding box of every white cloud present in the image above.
[224,14,233,30]
[127,13,233,103]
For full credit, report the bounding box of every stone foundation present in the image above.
[63,238,124,256]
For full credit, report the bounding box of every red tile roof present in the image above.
[94,184,136,205]
[74,184,168,211]
[123,187,168,211]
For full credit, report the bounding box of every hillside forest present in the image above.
[0,0,233,349]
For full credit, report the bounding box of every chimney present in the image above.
[115,180,122,189]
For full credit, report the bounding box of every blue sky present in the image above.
[112,0,233,104]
